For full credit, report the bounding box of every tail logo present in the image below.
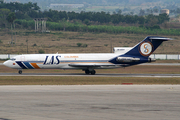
[139,42,153,56]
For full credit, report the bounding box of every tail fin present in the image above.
[124,36,172,57]
[109,36,172,65]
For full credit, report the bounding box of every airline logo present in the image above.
[139,42,153,56]
[43,56,61,65]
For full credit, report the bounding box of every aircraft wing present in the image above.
[68,63,115,68]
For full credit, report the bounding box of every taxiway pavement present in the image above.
[0,85,180,120]
[0,72,180,77]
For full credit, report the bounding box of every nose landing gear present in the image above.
[18,70,22,74]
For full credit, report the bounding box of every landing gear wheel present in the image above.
[85,70,90,74]
[91,70,96,75]
[18,70,22,74]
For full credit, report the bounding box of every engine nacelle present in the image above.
[116,57,140,63]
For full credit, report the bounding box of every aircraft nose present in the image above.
[3,60,11,67]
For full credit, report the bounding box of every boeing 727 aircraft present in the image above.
[3,36,172,75]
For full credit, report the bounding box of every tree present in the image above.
[0,8,10,28]
[158,13,170,24]
[147,17,158,27]
[176,8,180,14]
[0,0,3,4]
[130,12,134,15]
[6,12,16,23]
[138,16,145,24]
[84,19,90,32]
[145,9,153,15]
[33,3,40,10]
[0,2,40,20]
[153,8,159,13]
[139,9,145,16]
[77,43,82,47]
[115,9,122,15]
[38,49,45,54]
[6,12,16,46]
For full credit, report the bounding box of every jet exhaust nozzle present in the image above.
[148,57,156,62]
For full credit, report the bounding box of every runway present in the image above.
[0,85,180,120]
[0,72,180,77]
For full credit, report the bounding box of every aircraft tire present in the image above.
[18,70,22,74]
[85,70,90,74]
[91,70,96,75]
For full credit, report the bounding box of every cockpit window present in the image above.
[10,58,16,61]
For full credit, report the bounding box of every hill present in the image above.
[3,0,180,12]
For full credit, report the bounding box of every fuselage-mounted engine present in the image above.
[116,57,156,63]
[116,57,140,63]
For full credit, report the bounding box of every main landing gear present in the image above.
[85,69,96,75]
[18,70,22,74]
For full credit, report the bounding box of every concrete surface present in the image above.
[0,85,180,120]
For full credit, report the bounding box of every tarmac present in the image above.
[0,85,180,120]
[1,72,180,77]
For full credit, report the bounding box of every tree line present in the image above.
[14,19,180,36]
[0,2,170,28]
[1,1,177,36]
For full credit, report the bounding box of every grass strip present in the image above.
[0,76,180,85]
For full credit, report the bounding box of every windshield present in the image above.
[10,58,16,61]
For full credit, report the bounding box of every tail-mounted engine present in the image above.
[148,57,156,62]
[116,57,156,63]
[116,57,140,63]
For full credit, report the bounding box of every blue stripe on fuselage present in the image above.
[23,62,34,69]
[16,61,27,69]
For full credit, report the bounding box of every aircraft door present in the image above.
[21,56,25,61]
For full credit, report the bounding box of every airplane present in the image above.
[3,36,172,75]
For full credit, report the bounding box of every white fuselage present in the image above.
[3,53,122,70]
